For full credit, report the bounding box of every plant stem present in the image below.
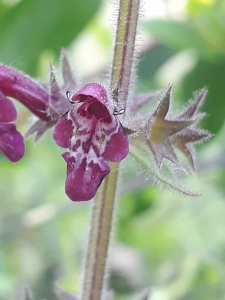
[111,0,140,106]
[81,1,140,300]
[81,163,119,300]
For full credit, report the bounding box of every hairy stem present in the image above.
[81,1,140,300]
[111,0,140,107]
[81,163,118,300]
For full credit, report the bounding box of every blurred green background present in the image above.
[1,0,225,299]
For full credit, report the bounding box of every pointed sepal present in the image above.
[49,64,72,117]
[146,85,196,168]
[172,129,210,170]
[60,48,77,91]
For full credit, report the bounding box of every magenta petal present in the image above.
[53,118,73,148]
[62,152,110,201]
[0,65,50,121]
[0,91,17,122]
[103,126,129,162]
[0,123,25,162]
[72,83,109,106]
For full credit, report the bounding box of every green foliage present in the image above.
[179,59,225,133]
[0,0,101,75]
[145,20,214,59]
[142,0,225,135]
[145,0,225,60]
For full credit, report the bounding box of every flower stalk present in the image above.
[81,163,118,300]
[81,1,140,300]
[111,0,140,107]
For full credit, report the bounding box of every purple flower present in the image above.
[0,63,52,162]
[0,59,73,142]
[53,83,129,201]
[0,49,210,200]
[0,91,25,162]
[0,65,50,121]
[0,52,129,201]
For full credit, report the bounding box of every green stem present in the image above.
[81,163,118,300]
[111,0,140,106]
[81,1,140,300]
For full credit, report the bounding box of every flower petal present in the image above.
[103,126,129,162]
[72,83,110,107]
[0,91,17,122]
[53,83,129,201]
[62,152,110,201]
[0,65,50,121]
[0,123,25,162]
[53,117,73,148]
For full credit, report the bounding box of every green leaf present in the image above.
[138,44,176,81]
[0,0,101,75]
[136,44,177,92]
[179,58,225,134]
[0,2,10,18]
[144,19,214,59]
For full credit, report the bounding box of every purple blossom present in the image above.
[0,63,52,162]
[0,91,25,162]
[0,65,50,121]
[53,83,129,201]
[0,51,129,201]
[0,50,210,200]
